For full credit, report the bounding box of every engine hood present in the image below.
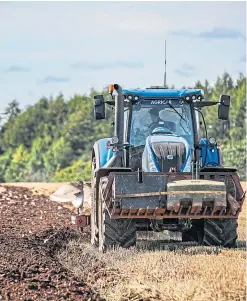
[142,134,192,172]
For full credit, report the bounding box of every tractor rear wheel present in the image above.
[203,218,238,248]
[98,202,137,252]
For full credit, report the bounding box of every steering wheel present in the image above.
[150,127,173,135]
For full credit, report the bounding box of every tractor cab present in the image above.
[125,92,195,147]
[93,85,231,173]
[122,88,198,172]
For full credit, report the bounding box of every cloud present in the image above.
[71,61,144,70]
[181,64,195,71]
[171,27,245,40]
[0,4,167,41]
[0,2,245,44]
[40,76,70,84]
[199,28,245,39]
[4,66,30,73]
[174,70,193,77]
[174,64,196,77]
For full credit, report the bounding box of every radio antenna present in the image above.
[164,40,167,87]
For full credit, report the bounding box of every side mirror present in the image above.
[93,95,105,120]
[218,94,230,120]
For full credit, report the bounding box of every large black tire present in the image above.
[203,218,238,248]
[98,202,136,252]
[182,220,204,243]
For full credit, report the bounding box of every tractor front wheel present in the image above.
[98,202,137,252]
[203,218,238,248]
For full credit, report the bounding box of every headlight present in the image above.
[191,95,196,100]
[209,137,216,144]
[127,95,133,100]
[185,96,190,101]
[134,96,139,101]
[112,136,119,144]
[197,95,203,101]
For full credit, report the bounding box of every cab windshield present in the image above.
[129,101,194,148]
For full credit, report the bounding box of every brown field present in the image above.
[2,181,246,301]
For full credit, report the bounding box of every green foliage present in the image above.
[221,139,246,181]
[4,144,31,182]
[0,90,113,182]
[0,150,13,182]
[53,158,91,182]
[0,73,245,182]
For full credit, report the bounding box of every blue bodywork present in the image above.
[122,88,203,98]
[97,138,114,167]
[94,88,220,170]
[200,138,221,167]
[96,138,220,170]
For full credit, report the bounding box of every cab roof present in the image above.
[122,88,203,98]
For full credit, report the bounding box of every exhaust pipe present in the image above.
[104,84,125,168]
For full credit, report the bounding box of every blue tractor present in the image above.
[89,84,245,251]
[51,83,245,251]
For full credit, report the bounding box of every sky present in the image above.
[0,1,246,112]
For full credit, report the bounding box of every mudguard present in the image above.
[200,138,221,167]
[92,138,114,168]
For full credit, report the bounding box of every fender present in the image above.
[200,138,221,167]
[92,138,114,168]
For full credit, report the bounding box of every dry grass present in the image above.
[238,196,246,241]
[58,198,246,301]
[58,242,246,301]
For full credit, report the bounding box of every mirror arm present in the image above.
[192,101,219,108]
[105,101,115,105]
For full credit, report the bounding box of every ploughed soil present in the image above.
[0,184,101,301]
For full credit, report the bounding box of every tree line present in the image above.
[0,72,245,182]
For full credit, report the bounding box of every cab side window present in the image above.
[124,108,130,143]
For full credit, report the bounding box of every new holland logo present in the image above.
[167,154,173,160]
[150,99,167,105]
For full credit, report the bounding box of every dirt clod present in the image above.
[0,185,96,301]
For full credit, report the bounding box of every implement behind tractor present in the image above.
[51,84,245,251]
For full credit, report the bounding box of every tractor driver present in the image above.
[148,108,175,133]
